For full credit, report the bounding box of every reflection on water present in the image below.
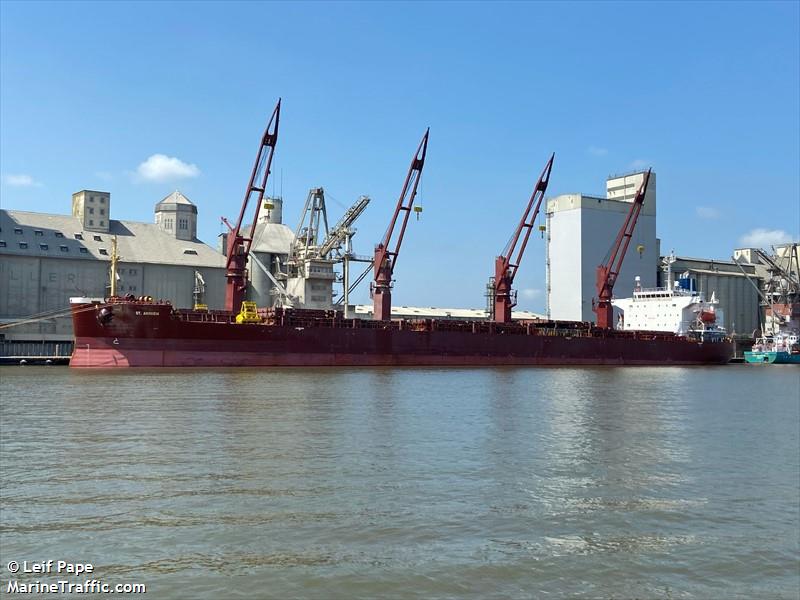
[1,365,798,599]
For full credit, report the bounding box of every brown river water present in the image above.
[1,365,798,599]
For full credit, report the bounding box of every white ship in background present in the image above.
[613,253,726,340]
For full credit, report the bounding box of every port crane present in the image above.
[319,195,371,259]
[371,129,429,321]
[221,99,281,312]
[491,154,555,323]
[593,169,651,329]
[733,243,800,334]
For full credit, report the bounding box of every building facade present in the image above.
[0,190,226,344]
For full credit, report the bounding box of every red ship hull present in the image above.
[70,300,734,368]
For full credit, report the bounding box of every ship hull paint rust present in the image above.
[70,301,734,368]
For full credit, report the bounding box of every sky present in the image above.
[1,1,798,312]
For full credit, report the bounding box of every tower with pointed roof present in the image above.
[155,190,197,241]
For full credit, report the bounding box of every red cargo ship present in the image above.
[68,102,734,368]
[69,299,733,368]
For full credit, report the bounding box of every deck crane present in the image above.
[492,153,555,324]
[221,99,281,313]
[372,129,429,321]
[593,169,651,329]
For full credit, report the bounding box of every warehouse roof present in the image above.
[353,305,546,321]
[0,209,225,268]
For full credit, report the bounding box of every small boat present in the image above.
[745,331,800,364]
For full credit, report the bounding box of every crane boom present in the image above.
[593,169,651,329]
[319,195,370,258]
[492,153,555,323]
[223,99,281,313]
[372,129,429,321]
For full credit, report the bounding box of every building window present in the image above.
[34,230,43,236]
[179,219,187,230]
[19,242,28,249]
[99,220,105,227]
[55,232,64,238]
[89,219,94,226]
[89,207,94,215]
[99,248,108,255]
[60,245,69,252]
[79,248,88,254]
[100,197,105,204]
[89,196,95,202]
[75,233,83,240]
[100,208,105,215]
[40,243,49,250]
[93,235,102,241]
[14,228,22,235]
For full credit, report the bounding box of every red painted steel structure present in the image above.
[372,129,430,321]
[493,154,555,323]
[593,169,651,329]
[223,99,281,313]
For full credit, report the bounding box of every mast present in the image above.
[110,235,119,298]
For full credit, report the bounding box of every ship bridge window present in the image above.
[19,242,28,249]
[99,248,108,255]
[39,243,49,250]
[74,233,83,240]
[14,228,22,235]
[93,235,102,242]
[55,232,64,238]
[79,248,89,254]
[0,241,6,247]
[34,230,43,236]
[60,245,69,252]
[183,249,198,255]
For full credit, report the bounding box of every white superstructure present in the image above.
[612,255,725,338]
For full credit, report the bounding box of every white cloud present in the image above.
[3,173,42,187]
[739,228,793,248]
[521,288,542,299]
[695,206,720,219]
[629,159,650,169]
[588,146,609,157]
[135,154,200,182]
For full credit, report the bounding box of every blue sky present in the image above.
[2,1,798,311]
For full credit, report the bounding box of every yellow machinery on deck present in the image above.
[236,301,261,324]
